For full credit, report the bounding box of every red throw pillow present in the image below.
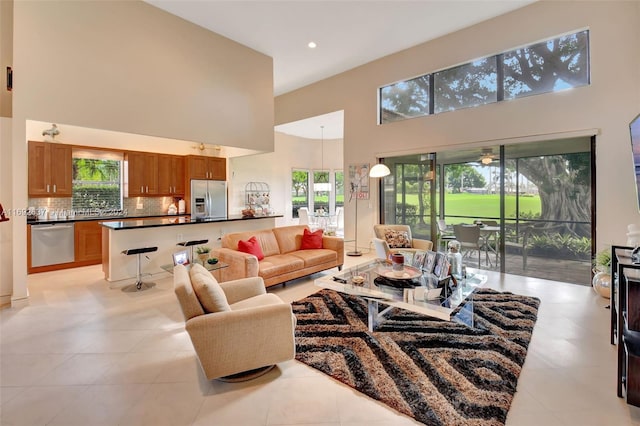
[237,236,265,260]
[301,228,323,249]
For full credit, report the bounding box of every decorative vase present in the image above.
[198,253,209,264]
[592,270,611,299]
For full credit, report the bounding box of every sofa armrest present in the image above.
[219,276,266,305]
[322,236,344,259]
[412,238,433,251]
[212,247,259,282]
[185,302,296,379]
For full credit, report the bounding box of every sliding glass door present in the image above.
[381,138,594,285]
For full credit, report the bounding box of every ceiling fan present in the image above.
[479,148,498,165]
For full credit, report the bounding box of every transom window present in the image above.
[379,30,589,124]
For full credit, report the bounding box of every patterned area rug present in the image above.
[292,288,540,426]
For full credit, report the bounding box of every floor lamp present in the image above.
[346,163,391,256]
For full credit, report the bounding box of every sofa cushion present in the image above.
[383,228,412,248]
[290,249,337,267]
[300,228,323,249]
[273,225,308,254]
[259,254,305,279]
[238,236,265,260]
[189,263,231,313]
[222,229,281,257]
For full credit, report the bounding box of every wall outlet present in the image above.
[136,203,144,209]
[177,234,184,243]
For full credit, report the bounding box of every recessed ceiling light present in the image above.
[307,41,317,49]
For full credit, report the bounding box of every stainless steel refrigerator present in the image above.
[191,180,227,220]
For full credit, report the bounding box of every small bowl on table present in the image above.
[351,275,365,285]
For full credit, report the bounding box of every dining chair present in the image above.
[298,207,310,225]
[453,224,487,267]
[437,219,457,251]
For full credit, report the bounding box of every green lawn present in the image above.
[398,193,541,222]
[441,193,540,221]
[293,192,541,222]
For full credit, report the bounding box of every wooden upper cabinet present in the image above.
[187,155,226,180]
[28,141,72,197]
[158,154,185,196]
[126,152,158,197]
[208,157,226,180]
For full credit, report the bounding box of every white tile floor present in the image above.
[2,253,640,426]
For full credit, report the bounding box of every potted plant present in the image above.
[196,246,211,264]
[592,248,612,299]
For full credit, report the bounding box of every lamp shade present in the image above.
[313,182,332,192]
[369,164,391,178]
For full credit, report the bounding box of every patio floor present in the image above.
[461,250,592,286]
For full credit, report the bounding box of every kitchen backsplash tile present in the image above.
[28,196,180,218]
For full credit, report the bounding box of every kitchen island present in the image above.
[101,214,282,283]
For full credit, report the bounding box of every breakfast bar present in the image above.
[101,214,282,283]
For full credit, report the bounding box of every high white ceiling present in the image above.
[146,0,535,138]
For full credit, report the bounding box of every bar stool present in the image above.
[121,246,158,292]
[176,239,209,263]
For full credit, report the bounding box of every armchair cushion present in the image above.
[238,236,265,260]
[190,264,231,313]
[384,228,411,248]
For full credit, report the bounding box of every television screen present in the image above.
[631,114,640,210]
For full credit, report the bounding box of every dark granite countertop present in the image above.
[28,214,191,226]
[100,214,283,230]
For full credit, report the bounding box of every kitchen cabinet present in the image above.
[75,221,103,264]
[28,141,72,197]
[187,155,226,180]
[158,154,185,195]
[126,152,158,196]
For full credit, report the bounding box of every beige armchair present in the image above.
[373,224,433,255]
[173,263,296,381]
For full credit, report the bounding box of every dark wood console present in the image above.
[611,245,640,407]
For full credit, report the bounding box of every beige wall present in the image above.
[275,1,640,253]
[0,0,12,118]
[229,131,344,224]
[7,0,274,304]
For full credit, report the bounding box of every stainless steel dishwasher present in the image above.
[30,223,75,267]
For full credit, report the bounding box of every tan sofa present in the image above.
[213,225,344,287]
[173,264,296,380]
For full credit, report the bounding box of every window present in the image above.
[72,150,123,212]
[334,170,344,209]
[291,169,309,218]
[379,75,430,124]
[434,57,497,113]
[379,30,589,123]
[503,30,589,99]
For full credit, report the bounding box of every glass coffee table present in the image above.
[161,260,229,274]
[315,259,487,331]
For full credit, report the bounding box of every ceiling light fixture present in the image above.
[480,155,493,165]
[307,41,317,49]
[313,126,331,192]
[479,148,496,165]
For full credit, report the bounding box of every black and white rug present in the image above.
[292,288,540,426]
